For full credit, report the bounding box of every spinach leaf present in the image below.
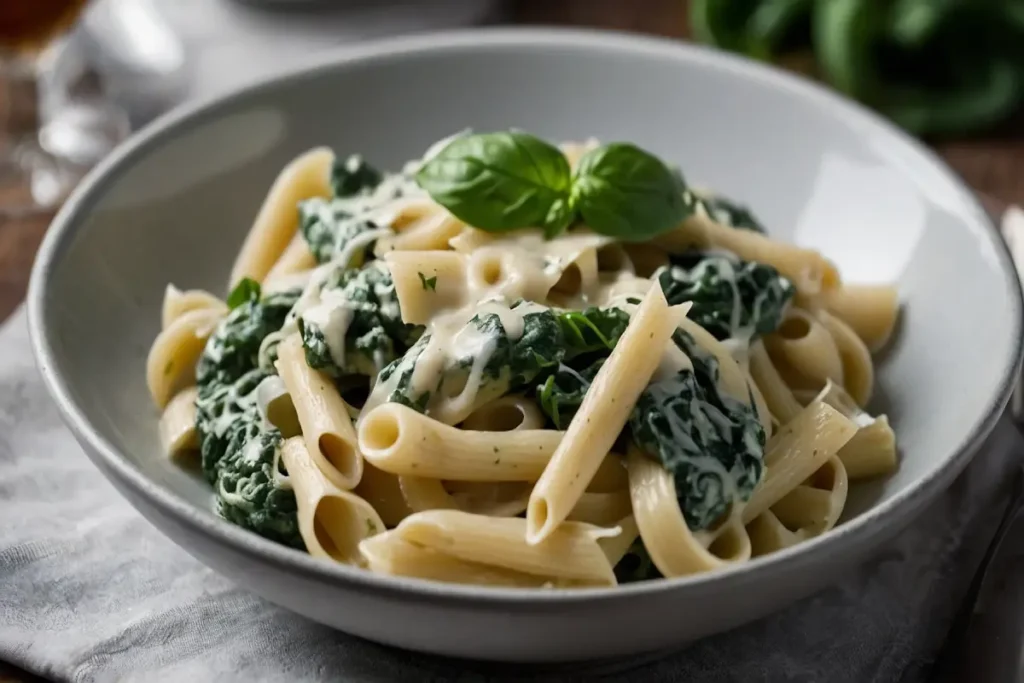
[331,154,382,198]
[697,194,766,233]
[197,288,300,387]
[415,131,572,234]
[299,262,423,378]
[227,278,261,310]
[215,413,302,548]
[537,359,604,430]
[299,198,381,266]
[571,142,690,242]
[656,252,794,341]
[629,329,765,531]
[195,367,269,482]
[557,307,631,356]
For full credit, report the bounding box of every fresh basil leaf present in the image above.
[571,143,690,242]
[415,131,572,233]
[543,197,575,239]
[226,277,261,310]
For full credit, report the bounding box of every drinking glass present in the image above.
[0,0,129,215]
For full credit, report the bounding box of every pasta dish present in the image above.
[147,131,899,587]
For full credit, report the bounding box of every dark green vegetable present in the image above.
[298,262,423,378]
[418,272,437,291]
[696,194,766,233]
[227,278,261,310]
[415,131,572,235]
[194,287,303,547]
[299,199,382,266]
[215,418,302,548]
[570,143,690,243]
[373,304,629,415]
[331,154,383,198]
[656,252,794,341]
[537,359,604,430]
[196,288,300,387]
[415,131,689,241]
[630,330,765,530]
[691,0,1024,136]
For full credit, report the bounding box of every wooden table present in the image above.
[0,1,1020,680]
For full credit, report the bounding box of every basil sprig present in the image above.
[415,131,688,241]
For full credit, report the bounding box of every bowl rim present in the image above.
[27,26,1024,607]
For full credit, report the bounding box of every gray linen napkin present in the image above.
[0,304,1019,683]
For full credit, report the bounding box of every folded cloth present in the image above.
[0,305,1019,683]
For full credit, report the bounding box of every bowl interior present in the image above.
[36,33,1019,547]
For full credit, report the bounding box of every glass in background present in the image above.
[0,0,130,215]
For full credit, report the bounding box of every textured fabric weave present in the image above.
[0,305,1018,682]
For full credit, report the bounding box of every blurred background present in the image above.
[0,0,1021,320]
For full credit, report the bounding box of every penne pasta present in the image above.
[527,286,685,544]
[359,403,562,481]
[155,133,902,586]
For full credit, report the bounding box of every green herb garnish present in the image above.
[415,131,689,241]
[418,272,438,291]
[226,277,261,310]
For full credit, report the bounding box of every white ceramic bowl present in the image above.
[28,29,1024,662]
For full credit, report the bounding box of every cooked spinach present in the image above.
[194,288,303,547]
[697,194,766,233]
[629,329,765,530]
[331,154,382,198]
[299,198,383,266]
[537,359,604,430]
[656,251,794,341]
[215,417,302,548]
[299,262,423,378]
[373,303,625,415]
[197,288,300,387]
[227,277,261,310]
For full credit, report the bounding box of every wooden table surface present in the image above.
[0,0,1021,680]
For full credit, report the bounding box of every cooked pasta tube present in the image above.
[698,217,840,297]
[840,416,897,479]
[159,387,199,460]
[161,285,225,330]
[567,490,633,526]
[527,286,685,544]
[385,250,469,325]
[823,285,899,352]
[353,463,413,528]
[275,334,363,490]
[461,395,546,431]
[265,233,317,281]
[587,454,630,493]
[809,381,897,479]
[360,534,551,588]
[621,243,669,277]
[627,446,751,577]
[374,200,465,253]
[764,308,845,390]
[280,437,384,564]
[389,510,618,586]
[749,340,803,424]
[819,311,874,406]
[771,456,848,537]
[598,515,640,566]
[742,402,857,523]
[146,307,224,408]
[746,510,802,556]
[399,476,530,517]
[229,147,333,287]
[359,403,563,481]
